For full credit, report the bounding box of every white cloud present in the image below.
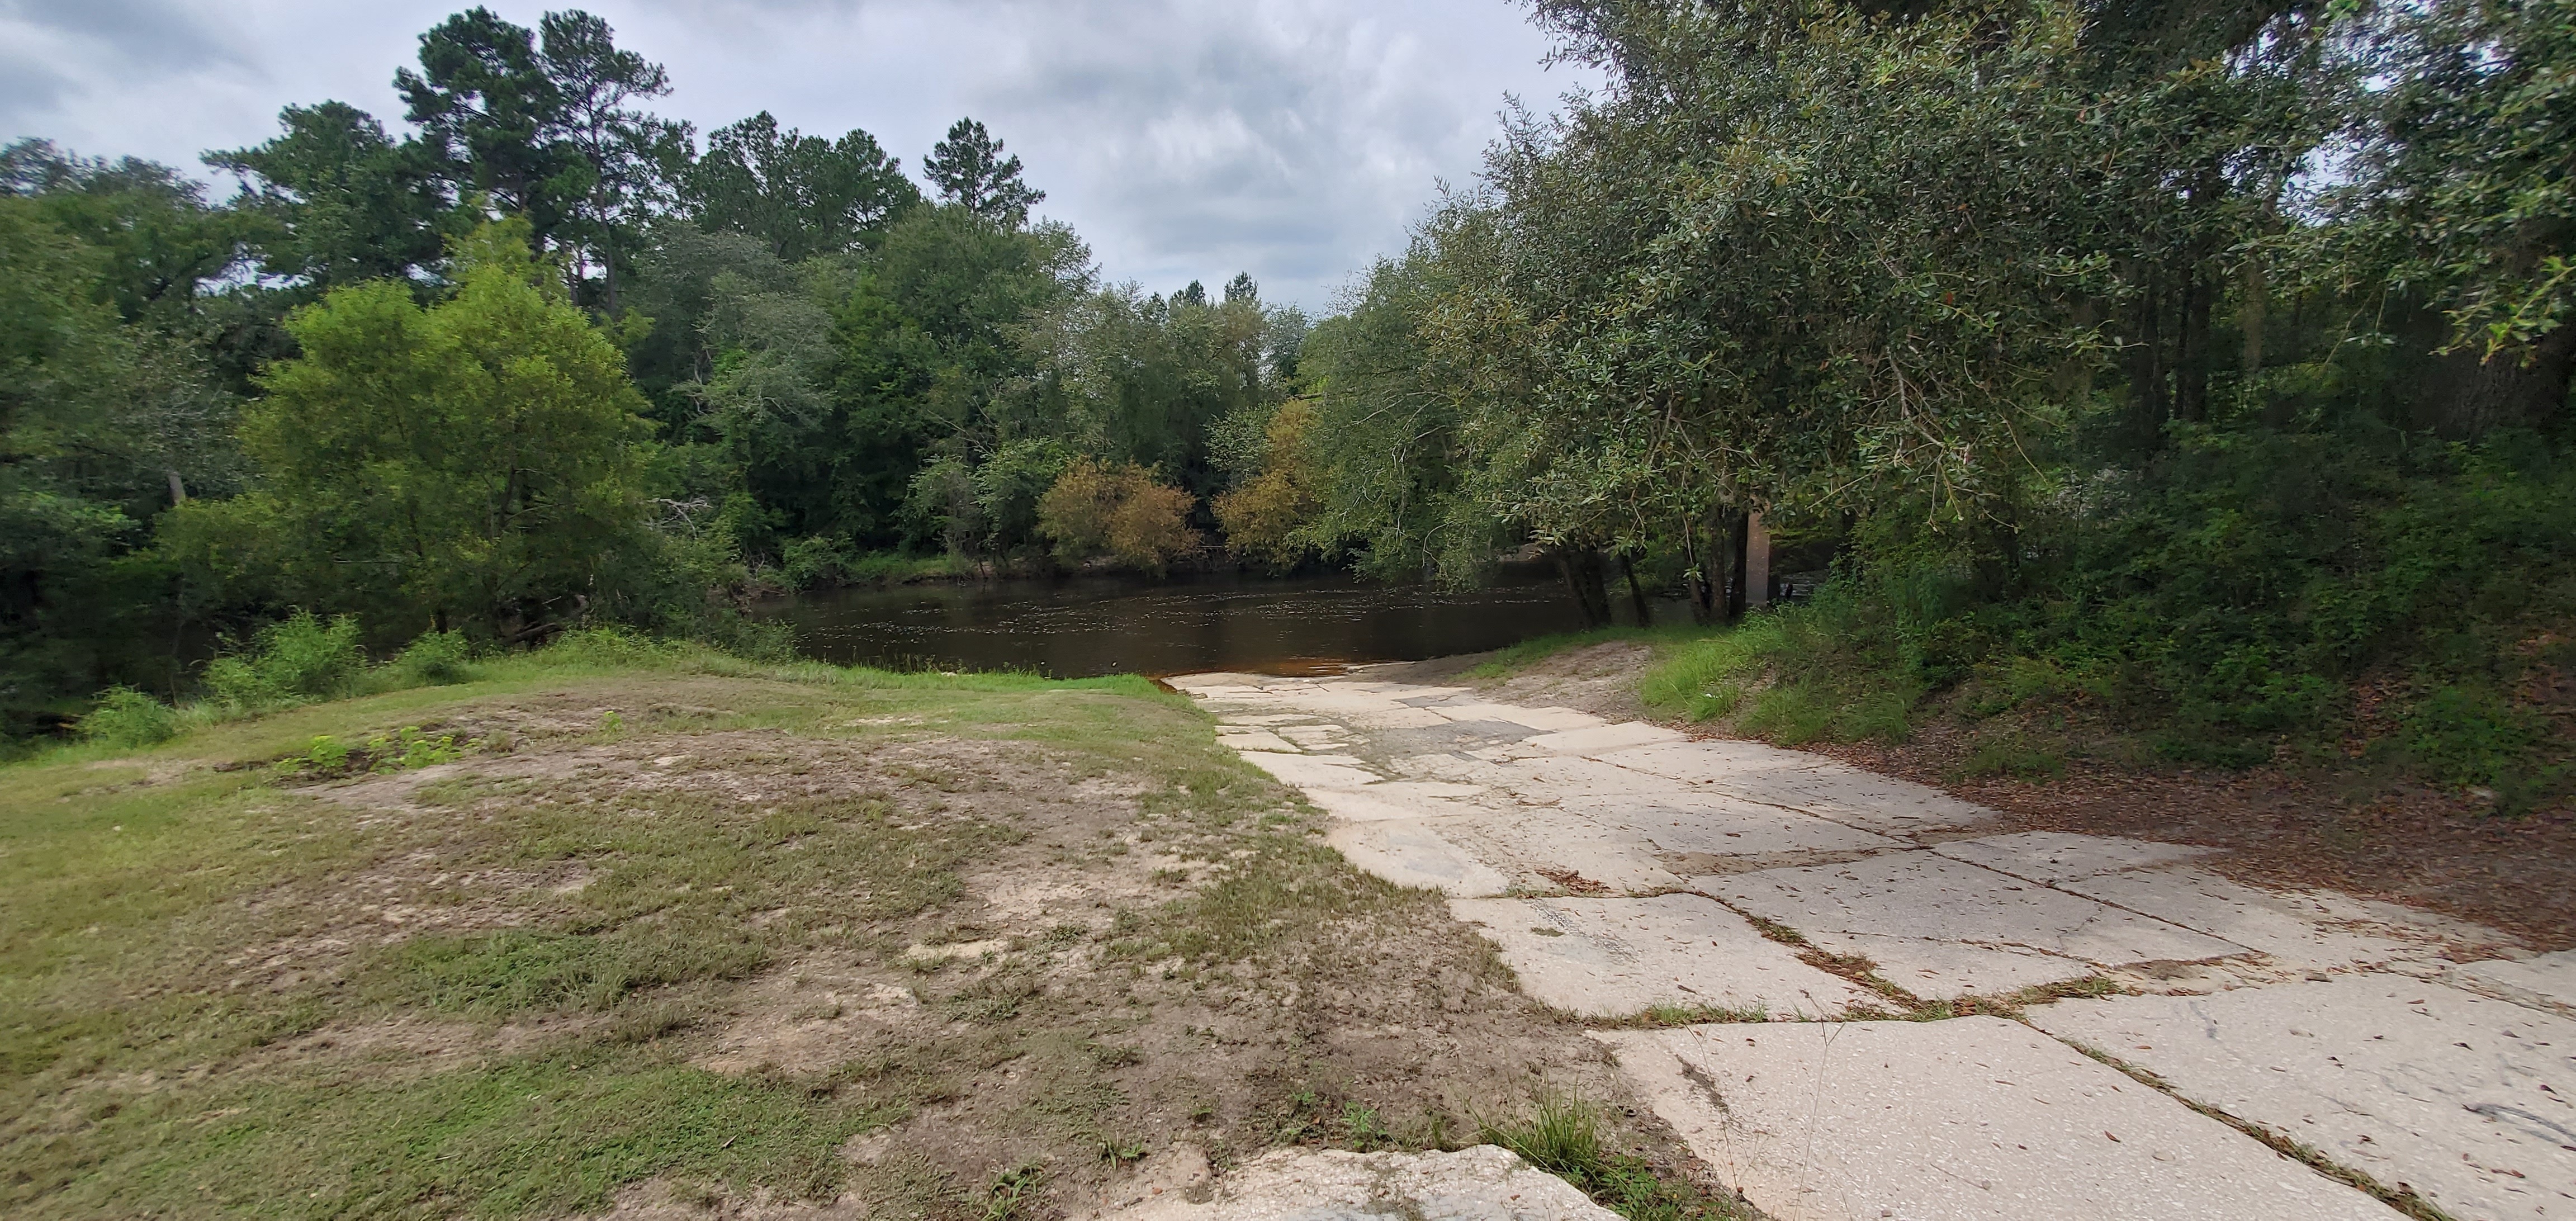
[0,0,1592,308]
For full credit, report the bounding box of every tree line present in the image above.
[1251,0,2572,788]
[2,6,1313,732]
[7,0,2573,796]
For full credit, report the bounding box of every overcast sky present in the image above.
[0,0,1593,309]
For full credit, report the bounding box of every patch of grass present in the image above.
[982,1161,1048,1220]
[0,654,1226,1218]
[1640,604,1923,745]
[1468,625,1707,680]
[12,1049,901,1218]
[1631,1001,1769,1026]
[1480,1090,1751,1220]
[1949,733,2067,782]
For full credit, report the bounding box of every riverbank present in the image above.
[1420,628,2576,948]
[0,646,1736,1218]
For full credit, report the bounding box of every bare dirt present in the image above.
[90,677,1716,1219]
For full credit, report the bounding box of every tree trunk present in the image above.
[2128,267,2167,443]
[1555,549,1612,628]
[2176,263,2211,424]
[1680,518,1717,624]
[1726,512,1750,623]
[2423,321,2576,437]
[1743,512,1770,610]
[1620,553,1652,626]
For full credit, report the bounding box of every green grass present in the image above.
[1479,1090,1752,1220]
[1463,608,1928,748]
[1466,624,1717,681]
[0,637,1225,1218]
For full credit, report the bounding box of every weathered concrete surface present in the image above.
[1597,1018,2403,1221]
[1450,893,1877,1019]
[1711,851,2249,998]
[2031,977,2576,1220]
[2060,863,2512,976]
[1931,830,2216,882]
[2458,950,2576,1019]
[1106,1144,1616,1220]
[1322,820,1511,897]
[1176,669,2541,1218]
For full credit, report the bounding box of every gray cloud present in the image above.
[0,0,1586,309]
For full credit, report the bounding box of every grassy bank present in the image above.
[1481,578,2573,812]
[1,640,1735,1219]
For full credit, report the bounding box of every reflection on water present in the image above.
[754,568,1635,678]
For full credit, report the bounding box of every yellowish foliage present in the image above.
[1038,459,1204,574]
[1214,399,1322,570]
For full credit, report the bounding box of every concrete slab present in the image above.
[1484,755,1699,806]
[1214,728,1298,754]
[1437,807,1683,895]
[1450,894,1874,1018]
[1587,739,1823,784]
[2061,865,2508,973]
[1300,787,1443,824]
[1597,1017,2400,1221]
[1165,673,1270,694]
[1711,852,2248,998]
[1933,831,2216,883]
[1713,766,1997,835]
[1600,797,1903,866]
[1107,1144,1615,1220]
[2458,950,2576,1019]
[2030,977,2576,1221]
[1238,751,1384,789]
[1275,725,1351,749]
[1324,820,1510,897]
[1525,722,1687,755]
[1483,705,1609,732]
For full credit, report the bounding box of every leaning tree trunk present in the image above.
[1620,553,1652,626]
[1554,547,1613,628]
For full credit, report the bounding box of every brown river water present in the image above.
[752,567,1681,678]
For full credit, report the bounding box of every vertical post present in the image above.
[1745,511,1771,609]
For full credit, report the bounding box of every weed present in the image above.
[941,973,1041,1023]
[75,688,179,748]
[1480,1090,1745,1220]
[1952,735,2066,782]
[1098,1135,1148,1164]
[1091,1043,1144,1068]
[269,726,465,778]
[1637,1001,1769,1026]
[1339,1102,1389,1151]
[983,1162,1047,1220]
[390,630,475,685]
[203,610,368,709]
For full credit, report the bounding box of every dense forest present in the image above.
[5,0,2573,803]
[1,7,1313,735]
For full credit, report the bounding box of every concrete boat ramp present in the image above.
[1171,669,2576,1221]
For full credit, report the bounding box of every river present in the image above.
[755,566,1677,678]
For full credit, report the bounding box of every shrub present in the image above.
[1038,459,1204,574]
[76,687,179,747]
[779,536,855,588]
[1214,399,1323,570]
[202,610,368,708]
[390,630,475,686]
